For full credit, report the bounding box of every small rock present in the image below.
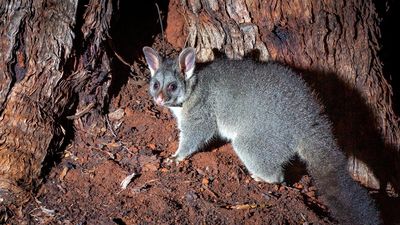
[147,143,156,150]
[202,178,209,186]
[108,108,125,121]
[143,163,159,172]
[293,183,303,190]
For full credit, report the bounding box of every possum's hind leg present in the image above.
[232,135,293,184]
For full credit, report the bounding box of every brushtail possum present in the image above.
[142,46,381,225]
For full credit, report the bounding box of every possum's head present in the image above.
[143,47,196,107]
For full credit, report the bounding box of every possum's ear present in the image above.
[143,47,161,76]
[178,47,196,80]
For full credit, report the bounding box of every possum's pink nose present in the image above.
[155,95,164,105]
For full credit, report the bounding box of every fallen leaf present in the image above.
[120,172,137,189]
[59,167,69,181]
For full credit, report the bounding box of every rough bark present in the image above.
[166,0,400,190]
[0,0,115,205]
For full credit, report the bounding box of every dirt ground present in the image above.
[2,2,400,223]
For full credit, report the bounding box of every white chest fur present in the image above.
[169,107,183,129]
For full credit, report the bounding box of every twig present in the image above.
[114,51,133,68]
[155,3,165,56]
[66,103,95,120]
[105,114,118,138]
[224,203,272,210]
[106,36,134,71]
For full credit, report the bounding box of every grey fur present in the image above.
[143,47,381,225]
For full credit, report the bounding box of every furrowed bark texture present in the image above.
[0,0,115,205]
[166,0,400,190]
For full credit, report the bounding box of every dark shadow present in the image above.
[108,0,169,100]
[241,48,262,61]
[375,0,400,115]
[302,69,400,225]
[305,69,400,224]
[282,155,308,185]
[298,68,398,194]
[202,138,229,153]
[112,218,127,225]
[371,192,400,225]
[178,136,229,161]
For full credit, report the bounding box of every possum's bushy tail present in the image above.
[298,132,381,225]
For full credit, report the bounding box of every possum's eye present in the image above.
[167,82,177,92]
[153,81,160,90]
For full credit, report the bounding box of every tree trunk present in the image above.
[0,0,115,205]
[166,0,400,190]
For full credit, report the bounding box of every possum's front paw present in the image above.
[251,172,284,184]
[171,150,189,161]
[165,152,186,165]
[165,156,179,165]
